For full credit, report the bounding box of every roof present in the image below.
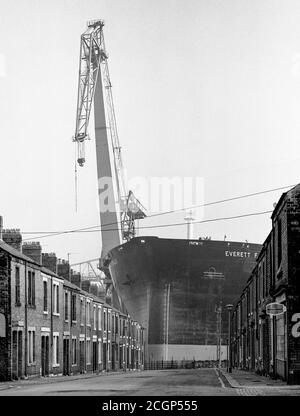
[0,239,37,264]
[0,239,64,281]
[271,183,300,219]
[0,239,128,316]
[40,266,63,281]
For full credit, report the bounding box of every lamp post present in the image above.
[226,304,233,373]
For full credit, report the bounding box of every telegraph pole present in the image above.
[216,303,222,368]
[226,304,233,373]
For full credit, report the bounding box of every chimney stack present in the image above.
[57,259,71,280]
[2,229,22,251]
[42,253,58,274]
[22,242,42,264]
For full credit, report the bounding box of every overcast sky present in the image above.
[1,0,300,264]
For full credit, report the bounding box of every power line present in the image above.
[147,183,295,219]
[23,209,273,240]
[21,183,294,241]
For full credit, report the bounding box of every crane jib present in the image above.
[73,20,146,245]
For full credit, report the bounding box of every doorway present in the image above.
[79,340,85,373]
[63,338,70,375]
[92,341,97,372]
[41,335,49,377]
[103,343,107,370]
[12,330,23,379]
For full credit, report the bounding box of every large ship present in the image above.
[72,22,262,362]
[107,236,261,361]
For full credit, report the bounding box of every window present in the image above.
[15,267,20,306]
[28,330,35,364]
[98,306,102,330]
[72,338,77,365]
[103,309,107,331]
[112,314,115,334]
[115,315,119,334]
[27,271,35,307]
[86,301,91,326]
[80,298,84,325]
[86,339,91,364]
[108,311,111,332]
[53,334,59,365]
[53,283,59,314]
[64,291,69,321]
[277,219,282,267]
[93,305,97,330]
[71,294,77,322]
[43,280,48,312]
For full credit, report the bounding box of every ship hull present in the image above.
[107,237,261,361]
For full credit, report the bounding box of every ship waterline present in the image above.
[107,236,261,361]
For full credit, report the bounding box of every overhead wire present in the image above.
[21,183,294,241]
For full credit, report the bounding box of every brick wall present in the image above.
[286,190,300,384]
[0,250,11,380]
[231,185,300,384]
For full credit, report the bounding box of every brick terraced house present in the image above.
[231,184,300,384]
[0,230,145,381]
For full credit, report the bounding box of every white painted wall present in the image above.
[148,344,228,361]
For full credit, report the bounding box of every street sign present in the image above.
[266,302,286,316]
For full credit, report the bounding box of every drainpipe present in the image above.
[50,277,53,375]
[24,261,28,378]
[7,255,12,380]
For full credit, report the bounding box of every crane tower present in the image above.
[73,20,146,265]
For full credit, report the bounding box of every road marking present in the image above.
[214,368,225,388]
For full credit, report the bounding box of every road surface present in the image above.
[0,368,299,396]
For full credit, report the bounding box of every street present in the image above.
[0,369,300,396]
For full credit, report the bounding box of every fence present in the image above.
[144,359,228,370]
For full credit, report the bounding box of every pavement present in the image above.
[0,369,134,391]
[219,368,300,396]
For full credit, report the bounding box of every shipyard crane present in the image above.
[73,20,146,266]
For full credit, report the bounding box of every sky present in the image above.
[1,0,300,264]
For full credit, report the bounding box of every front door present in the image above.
[63,338,70,375]
[41,335,49,376]
[17,331,23,378]
[92,341,97,372]
[12,331,23,379]
[12,331,18,379]
[111,344,115,370]
[79,340,85,373]
[103,343,107,370]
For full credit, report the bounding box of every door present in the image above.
[79,340,85,373]
[92,341,97,372]
[63,338,70,375]
[119,345,123,369]
[111,343,115,370]
[12,331,18,379]
[103,343,107,370]
[12,331,23,379]
[17,331,23,378]
[41,335,49,376]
